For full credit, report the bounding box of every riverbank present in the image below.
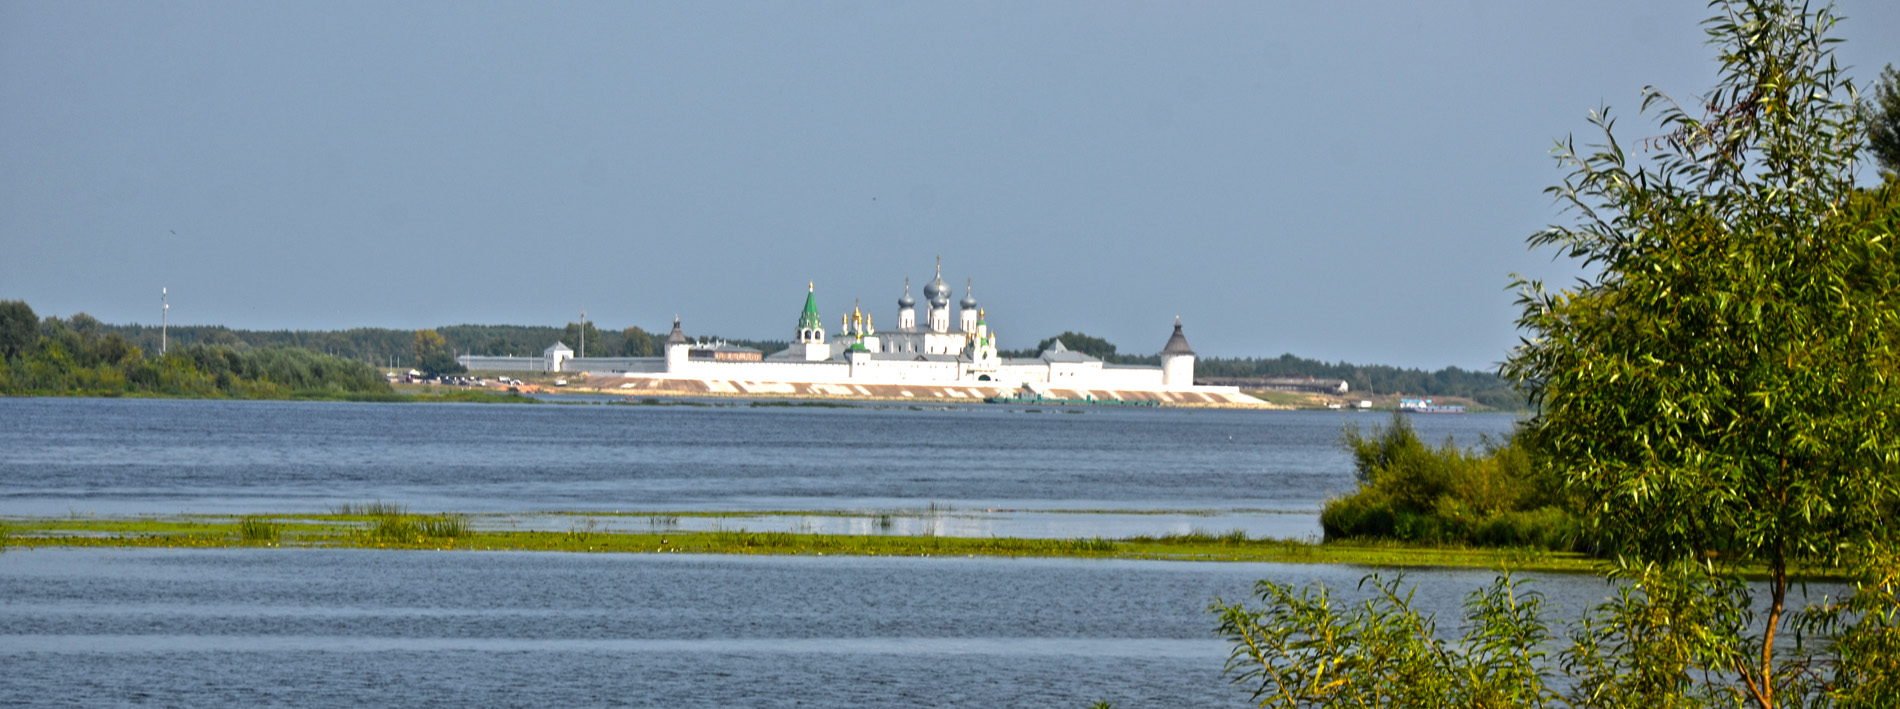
[1,512,1597,574]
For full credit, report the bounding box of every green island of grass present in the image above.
[1,511,1612,576]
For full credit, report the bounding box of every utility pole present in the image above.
[579,308,587,359]
[161,287,169,355]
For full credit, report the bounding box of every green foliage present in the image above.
[562,321,603,357]
[1038,331,1117,359]
[1501,7,1898,702]
[1868,63,1900,177]
[1212,574,1558,708]
[410,329,466,376]
[237,517,280,544]
[412,329,448,361]
[1235,4,1900,708]
[1507,0,1900,698]
[328,501,408,517]
[368,513,469,543]
[621,326,657,357]
[1322,412,1575,550]
[0,309,391,398]
[0,300,35,360]
[1214,559,1900,708]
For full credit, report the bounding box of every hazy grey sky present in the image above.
[4,1,1896,369]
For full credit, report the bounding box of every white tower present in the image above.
[664,316,691,372]
[958,279,978,334]
[897,278,917,330]
[925,257,950,334]
[795,283,830,360]
[1159,317,1197,388]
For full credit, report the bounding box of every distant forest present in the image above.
[45,313,1522,408]
[83,317,789,366]
[0,302,390,398]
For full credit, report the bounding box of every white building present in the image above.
[640,261,1227,393]
[459,261,1243,399]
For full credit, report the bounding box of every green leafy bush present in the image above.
[1321,412,1577,550]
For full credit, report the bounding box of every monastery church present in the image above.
[464,260,1239,398]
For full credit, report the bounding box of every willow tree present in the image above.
[1504,1,1900,705]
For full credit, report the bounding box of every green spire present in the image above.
[798,282,823,330]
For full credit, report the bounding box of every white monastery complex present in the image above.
[462,260,1258,405]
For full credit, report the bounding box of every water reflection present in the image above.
[499,508,1322,540]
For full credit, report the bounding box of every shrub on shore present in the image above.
[1320,412,1579,551]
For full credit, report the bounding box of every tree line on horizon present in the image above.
[0,301,390,398]
[10,312,1523,405]
[48,316,1522,404]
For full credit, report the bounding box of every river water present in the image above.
[2,397,1557,707]
[0,397,1517,539]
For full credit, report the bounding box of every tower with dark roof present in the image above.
[664,316,692,371]
[1160,317,1197,388]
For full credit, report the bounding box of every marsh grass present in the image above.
[3,512,1609,574]
[237,516,281,544]
[712,529,800,549]
[368,513,469,543]
[643,514,680,530]
[330,501,408,517]
[1126,528,1253,546]
[566,517,601,542]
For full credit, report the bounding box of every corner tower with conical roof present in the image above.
[795,282,831,361]
[1160,317,1196,388]
[664,316,691,372]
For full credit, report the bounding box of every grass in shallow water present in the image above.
[367,514,469,544]
[0,512,1643,576]
[237,517,280,544]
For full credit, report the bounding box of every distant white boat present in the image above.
[1398,397,1465,414]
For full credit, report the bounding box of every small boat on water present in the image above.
[1398,397,1465,414]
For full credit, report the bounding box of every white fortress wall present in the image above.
[570,357,666,375]
[1090,365,1168,389]
[661,359,854,383]
[461,355,550,372]
[847,358,965,383]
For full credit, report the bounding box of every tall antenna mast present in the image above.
[161,287,169,355]
[579,308,586,358]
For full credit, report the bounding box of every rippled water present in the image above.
[1,397,1541,706]
[0,397,1517,539]
[0,547,1616,708]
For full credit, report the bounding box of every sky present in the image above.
[3,1,1897,370]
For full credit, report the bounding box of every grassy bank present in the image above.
[0,512,1601,575]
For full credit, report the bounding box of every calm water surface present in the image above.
[0,397,1517,538]
[2,398,1544,707]
[0,547,1616,708]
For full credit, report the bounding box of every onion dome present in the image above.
[960,279,978,310]
[898,278,915,309]
[924,256,949,305]
[1160,317,1195,356]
